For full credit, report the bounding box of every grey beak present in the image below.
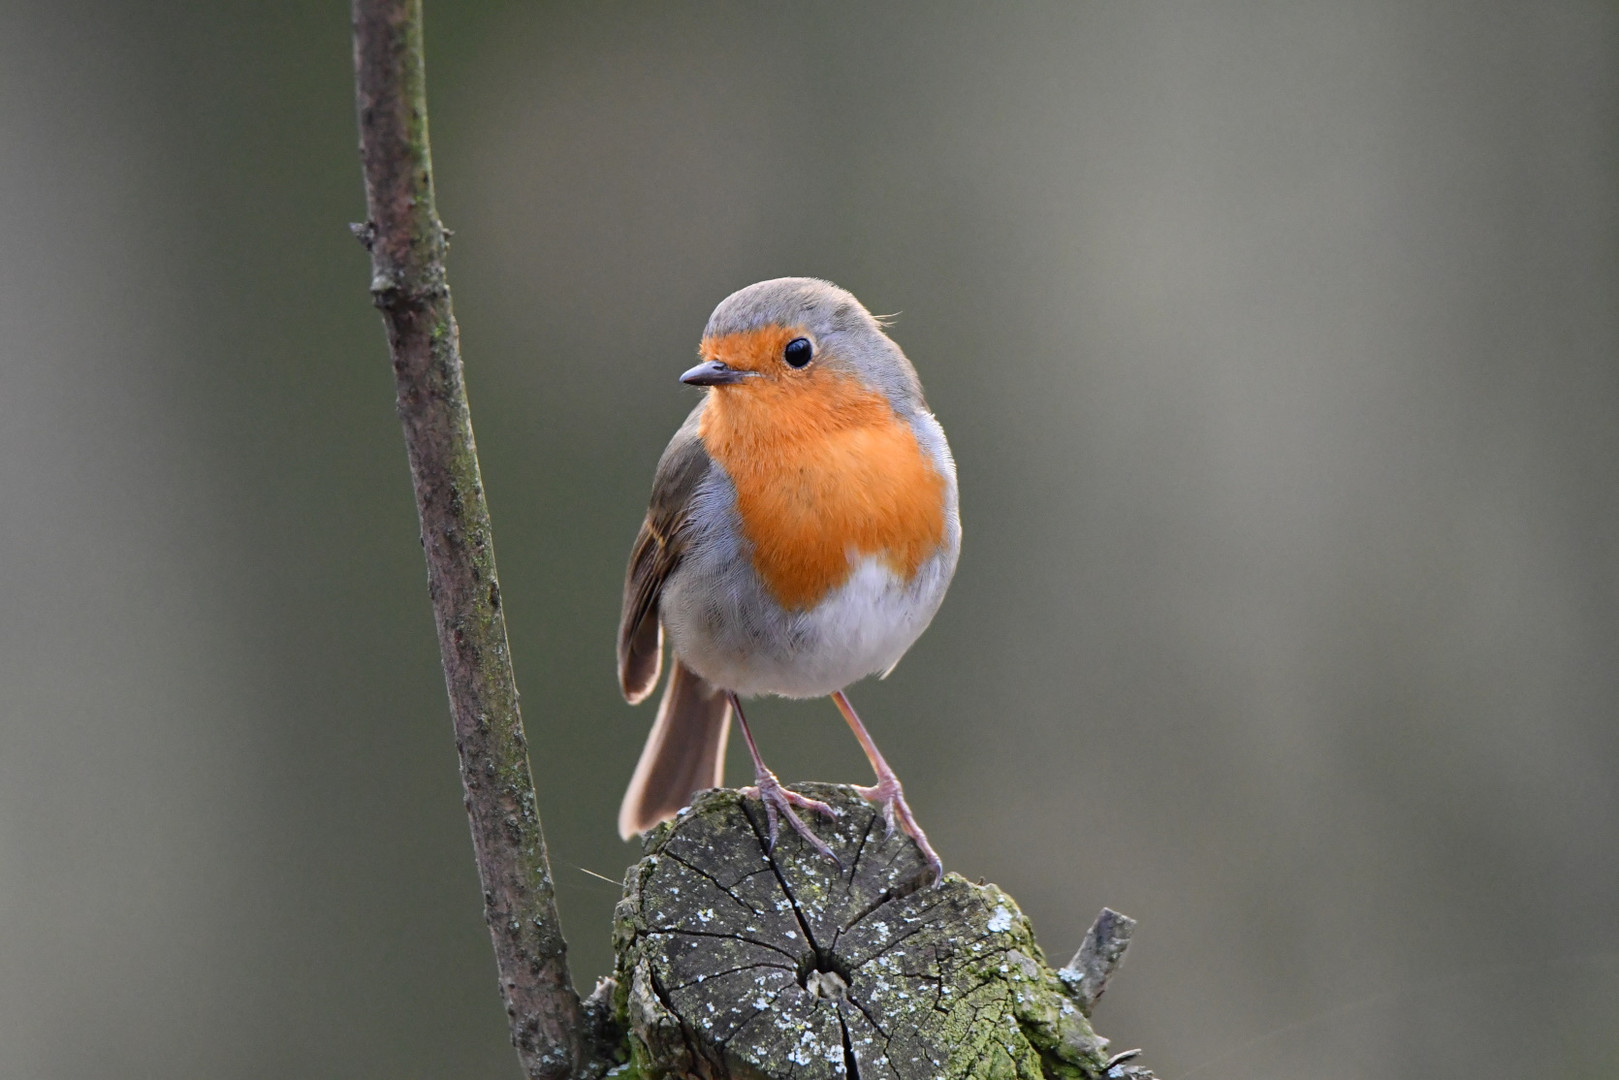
[680,360,755,386]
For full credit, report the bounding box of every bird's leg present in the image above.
[831,690,944,883]
[731,692,841,867]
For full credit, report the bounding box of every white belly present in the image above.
[662,550,954,699]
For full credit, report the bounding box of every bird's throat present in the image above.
[698,376,947,611]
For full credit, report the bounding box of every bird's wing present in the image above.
[618,403,712,704]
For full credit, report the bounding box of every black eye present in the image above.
[783,337,813,368]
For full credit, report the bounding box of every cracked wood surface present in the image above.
[612,785,1154,1080]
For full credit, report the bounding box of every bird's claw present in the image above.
[855,777,943,885]
[741,775,841,869]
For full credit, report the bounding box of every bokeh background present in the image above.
[3,2,1616,1078]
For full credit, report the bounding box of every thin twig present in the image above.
[349,2,584,1075]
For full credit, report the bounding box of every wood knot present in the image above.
[612,784,1131,1079]
[805,969,848,1001]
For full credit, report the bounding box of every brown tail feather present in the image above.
[617,658,731,839]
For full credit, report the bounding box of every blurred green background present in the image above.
[3,2,1616,1078]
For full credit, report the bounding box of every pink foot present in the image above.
[741,772,841,868]
[855,775,944,885]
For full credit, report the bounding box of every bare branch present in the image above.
[349,2,584,1075]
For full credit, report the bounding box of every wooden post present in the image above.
[611,784,1158,1080]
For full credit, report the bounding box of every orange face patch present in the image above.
[701,325,802,373]
[696,329,947,611]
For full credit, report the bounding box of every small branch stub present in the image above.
[612,784,1154,1080]
[1059,908,1137,1017]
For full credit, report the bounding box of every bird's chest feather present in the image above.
[697,375,946,612]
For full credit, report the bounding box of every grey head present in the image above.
[698,277,927,413]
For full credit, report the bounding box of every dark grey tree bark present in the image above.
[350,1,590,1076]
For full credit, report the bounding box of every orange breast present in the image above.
[696,340,947,611]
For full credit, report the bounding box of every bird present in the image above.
[615,277,961,881]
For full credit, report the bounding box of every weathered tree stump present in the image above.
[610,785,1155,1080]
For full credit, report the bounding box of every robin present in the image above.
[616,277,961,881]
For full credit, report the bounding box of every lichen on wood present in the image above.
[611,785,1152,1080]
